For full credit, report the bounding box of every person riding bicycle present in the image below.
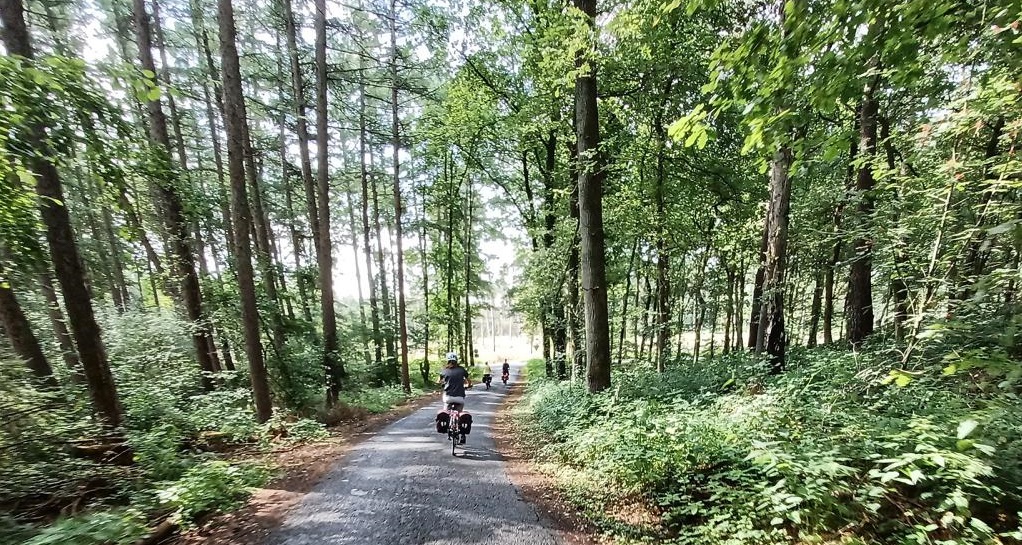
[501,359,511,379]
[481,362,493,388]
[438,352,471,443]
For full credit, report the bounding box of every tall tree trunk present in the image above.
[616,240,637,365]
[371,150,396,378]
[315,0,343,403]
[880,116,911,341]
[824,128,856,345]
[847,77,879,347]
[567,181,585,381]
[39,272,81,373]
[191,6,236,262]
[749,227,767,349]
[464,180,475,369]
[216,0,272,423]
[282,0,320,262]
[653,81,674,371]
[573,8,613,391]
[280,113,313,322]
[134,0,218,389]
[1,0,122,424]
[389,0,411,393]
[723,264,736,354]
[418,187,431,384]
[344,179,371,367]
[101,207,131,310]
[763,146,794,372]
[807,270,823,347]
[359,72,383,365]
[0,271,58,388]
[242,124,285,352]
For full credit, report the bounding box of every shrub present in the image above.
[515,346,1022,545]
[155,461,266,526]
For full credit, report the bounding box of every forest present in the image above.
[1,0,1021,542]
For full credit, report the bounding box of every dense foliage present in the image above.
[517,347,1022,544]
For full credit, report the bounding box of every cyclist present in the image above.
[438,352,471,443]
[481,361,493,389]
[501,359,511,383]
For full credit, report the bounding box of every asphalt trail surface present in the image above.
[267,363,560,545]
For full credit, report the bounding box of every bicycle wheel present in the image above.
[451,431,457,455]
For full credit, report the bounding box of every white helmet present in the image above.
[445,352,459,362]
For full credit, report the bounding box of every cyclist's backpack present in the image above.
[435,411,450,433]
[458,413,472,435]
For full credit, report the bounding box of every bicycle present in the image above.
[444,403,463,455]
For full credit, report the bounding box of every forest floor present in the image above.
[168,392,437,545]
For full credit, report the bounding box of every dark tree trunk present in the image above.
[39,272,81,373]
[359,75,384,366]
[99,204,131,312]
[846,84,879,347]
[824,128,855,345]
[616,240,637,365]
[653,80,674,371]
[191,8,236,262]
[748,227,767,349]
[418,187,431,384]
[0,272,58,388]
[134,0,218,389]
[464,181,475,369]
[574,0,612,392]
[567,180,585,381]
[390,0,410,393]
[1,0,122,424]
[216,0,272,423]
[315,0,343,403]
[371,150,396,378]
[763,146,794,372]
[879,116,911,340]
[282,0,320,262]
[807,270,823,347]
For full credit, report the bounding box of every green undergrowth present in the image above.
[514,345,1022,545]
[1,310,433,545]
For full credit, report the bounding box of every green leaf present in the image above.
[956,419,978,440]
[147,87,162,101]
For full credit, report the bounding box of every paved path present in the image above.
[267,363,560,545]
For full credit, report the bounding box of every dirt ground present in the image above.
[166,393,437,545]
[490,381,604,545]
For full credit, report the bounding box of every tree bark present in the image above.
[763,146,794,372]
[573,0,612,392]
[0,271,58,388]
[389,0,411,393]
[359,71,384,366]
[191,8,235,263]
[282,0,321,262]
[371,149,396,377]
[315,0,343,403]
[807,270,823,347]
[39,272,81,373]
[134,0,219,389]
[216,0,272,422]
[1,0,122,424]
[616,240,637,365]
[846,81,879,347]
[748,227,767,349]
[418,187,431,384]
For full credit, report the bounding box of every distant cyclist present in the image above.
[481,362,493,389]
[501,359,511,383]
